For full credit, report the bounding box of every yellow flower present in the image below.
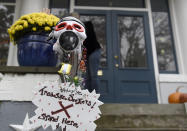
[38,18,45,26]
[8,28,11,34]
[15,25,20,31]
[11,29,15,34]
[19,25,23,30]
[53,21,58,26]
[23,21,28,28]
[44,26,51,31]
[47,20,53,26]
[38,21,43,26]
[15,25,23,31]
[14,20,23,26]
[20,15,30,20]
[28,19,34,24]
[32,27,37,31]
[8,12,60,44]
[44,18,48,22]
[40,13,46,18]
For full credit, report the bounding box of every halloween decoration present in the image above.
[168,86,187,103]
[10,113,40,131]
[8,14,103,131]
[49,16,87,62]
[30,81,103,130]
[48,16,87,80]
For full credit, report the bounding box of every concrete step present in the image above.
[96,128,187,131]
[95,104,187,131]
[1,102,187,130]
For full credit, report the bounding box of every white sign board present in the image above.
[30,81,103,131]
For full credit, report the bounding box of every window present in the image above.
[118,16,147,68]
[80,15,107,67]
[151,0,178,73]
[0,0,15,66]
[49,0,69,18]
[75,0,145,8]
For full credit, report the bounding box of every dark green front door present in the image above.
[79,10,158,103]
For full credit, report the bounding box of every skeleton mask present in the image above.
[49,16,86,59]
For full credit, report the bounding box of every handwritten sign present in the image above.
[30,81,103,131]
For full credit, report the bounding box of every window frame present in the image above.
[0,1,16,66]
[75,0,146,8]
[151,0,179,74]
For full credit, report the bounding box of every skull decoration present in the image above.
[49,16,87,61]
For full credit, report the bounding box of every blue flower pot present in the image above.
[17,32,57,66]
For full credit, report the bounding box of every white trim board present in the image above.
[0,74,60,101]
[159,74,187,83]
[169,0,184,74]
[0,3,16,5]
[74,6,149,12]
[146,0,161,103]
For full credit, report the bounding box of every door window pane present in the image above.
[151,0,178,73]
[80,15,107,67]
[75,0,145,8]
[0,4,15,65]
[118,16,147,68]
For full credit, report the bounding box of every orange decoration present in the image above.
[79,47,87,72]
[80,60,85,66]
[168,86,187,103]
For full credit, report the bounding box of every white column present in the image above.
[7,0,49,66]
[172,0,187,74]
[20,0,48,15]
[70,0,75,13]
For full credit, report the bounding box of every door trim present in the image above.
[111,10,158,103]
[72,0,161,103]
[77,9,158,103]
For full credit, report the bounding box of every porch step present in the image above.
[96,128,187,131]
[95,104,187,131]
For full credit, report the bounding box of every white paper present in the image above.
[30,81,103,131]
